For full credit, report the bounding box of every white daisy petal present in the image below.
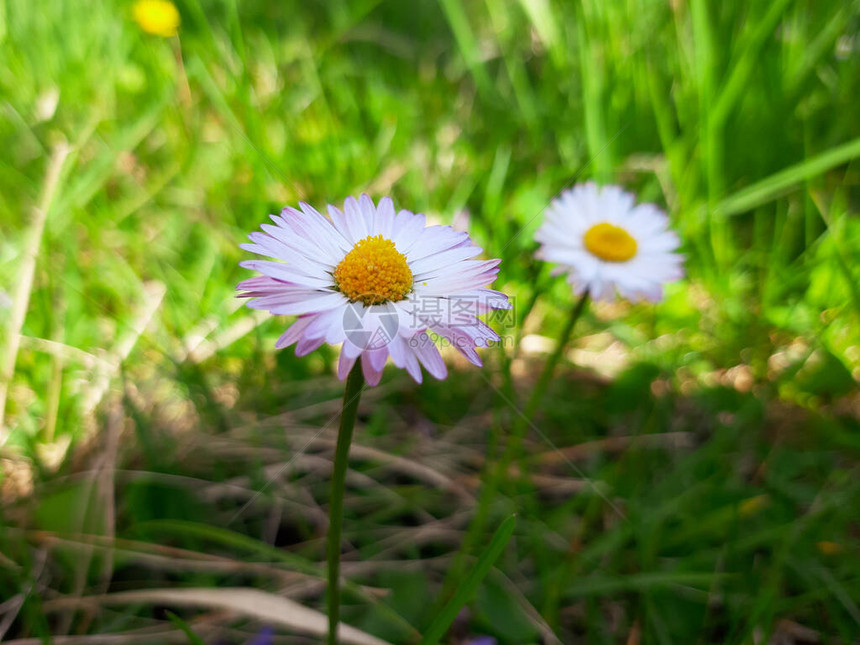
[244,232,335,277]
[406,227,471,261]
[303,306,346,341]
[391,210,427,251]
[411,333,448,380]
[283,205,350,260]
[409,245,484,277]
[262,220,341,267]
[343,196,370,241]
[388,335,423,383]
[268,292,347,316]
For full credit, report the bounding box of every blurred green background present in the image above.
[1,0,859,642]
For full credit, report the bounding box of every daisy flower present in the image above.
[535,182,683,302]
[238,195,511,386]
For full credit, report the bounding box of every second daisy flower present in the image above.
[535,182,683,302]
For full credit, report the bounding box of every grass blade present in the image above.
[420,514,517,645]
[715,136,860,216]
[165,611,206,645]
[48,588,390,645]
[437,0,494,96]
[0,142,70,446]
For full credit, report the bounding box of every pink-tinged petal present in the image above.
[303,306,345,340]
[588,278,615,302]
[404,226,470,260]
[391,210,427,252]
[434,326,483,366]
[432,319,499,348]
[367,346,389,372]
[239,260,335,290]
[361,351,384,386]
[413,259,500,289]
[275,316,315,349]
[337,348,358,380]
[295,335,325,357]
[388,299,424,336]
[408,245,483,276]
[272,210,342,261]
[478,290,513,311]
[245,292,326,311]
[461,346,483,366]
[297,200,330,225]
[326,204,346,234]
[388,335,423,383]
[242,280,336,308]
[402,343,423,383]
[415,270,501,293]
[237,275,289,296]
[325,323,348,345]
[289,205,350,260]
[260,222,343,265]
[341,338,364,359]
[245,232,336,276]
[411,333,447,380]
[257,227,321,265]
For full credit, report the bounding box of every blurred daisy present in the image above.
[239,195,510,386]
[132,0,180,37]
[535,182,683,302]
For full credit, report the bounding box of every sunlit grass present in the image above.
[1,0,858,642]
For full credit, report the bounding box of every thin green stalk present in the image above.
[439,273,543,597]
[521,290,590,434]
[497,290,589,511]
[327,361,364,645]
[441,290,589,599]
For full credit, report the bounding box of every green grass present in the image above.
[1,0,859,642]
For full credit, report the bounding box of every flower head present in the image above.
[239,195,511,386]
[535,182,683,302]
[132,0,180,37]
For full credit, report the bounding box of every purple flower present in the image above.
[239,195,511,385]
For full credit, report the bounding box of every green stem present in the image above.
[327,361,364,645]
[493,290,590,503]
[521,290,590,427]
[440,290,589,600]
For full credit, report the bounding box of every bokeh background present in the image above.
[1,0,859,643]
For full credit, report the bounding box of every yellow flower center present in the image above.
[132,0,181,38]
[334,235,413,306]
[583,222,638,262]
